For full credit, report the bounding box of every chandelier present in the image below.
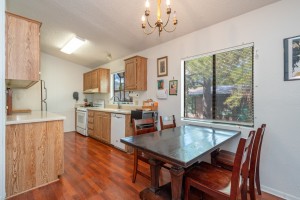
[141,0,178,36]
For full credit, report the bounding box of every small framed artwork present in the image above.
[284,35,300,81]
[157,79,165,90]
[157,56,168,77]
[169,80,178,95]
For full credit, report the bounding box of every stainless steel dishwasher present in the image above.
[111,113,126,151]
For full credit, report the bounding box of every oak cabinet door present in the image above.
[98,69,110,93]
[5,12,41,88]
[93,112,102,140]
[124,56,147,91]
[125,59,137,90]
[100,113,111,143]
[83,72,92,91]
[91,70,98,89]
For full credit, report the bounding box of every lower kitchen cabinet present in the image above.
[87,111,133,153]
[93,111,111,144]
[6,120,64,198]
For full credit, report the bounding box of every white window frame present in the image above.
[181,43,254,127]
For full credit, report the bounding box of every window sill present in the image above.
[111,102,134,105]
[181,118,254,131]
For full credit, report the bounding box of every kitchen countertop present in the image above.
[6,111,66,125]
[87,107,131,114]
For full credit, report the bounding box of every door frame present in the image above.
[0,0,6,198]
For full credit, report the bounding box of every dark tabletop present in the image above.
[121,125,241,168]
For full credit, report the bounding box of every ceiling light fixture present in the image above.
[106,53,112,61]
[141,0,178,36]
[61,36,85,54]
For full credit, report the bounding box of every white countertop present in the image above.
[87,107,131,114]
[6,111,66,125]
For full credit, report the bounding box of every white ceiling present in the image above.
[6,0,280,69]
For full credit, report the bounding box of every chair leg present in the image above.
[255,168,262,195]
[132,150,138,183]
[241,181,248,200]
[249,174,256,200]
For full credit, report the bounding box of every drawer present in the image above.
[88,111,94,117]
[88,123,94,129]
[100,112,111,118]
[88,117,94,123]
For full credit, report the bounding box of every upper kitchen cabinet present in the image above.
[124,56,147,91]
[5,12,42,88]
[83,68,110,93]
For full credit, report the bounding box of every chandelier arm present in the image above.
[143,26,157,35]
[163,25,177,33]
[162,13,171,29]
[146,15,155,29]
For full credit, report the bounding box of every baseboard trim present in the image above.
[262,185,300,200]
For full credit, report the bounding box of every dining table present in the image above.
[121,124,241,200]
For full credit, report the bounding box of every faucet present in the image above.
[111,96,121,109]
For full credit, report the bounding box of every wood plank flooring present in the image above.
[9,132,284,200]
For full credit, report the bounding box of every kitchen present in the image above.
[1,0,300,200]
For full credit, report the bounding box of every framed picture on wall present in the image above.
[157,79,165,90]
[169,80,178,95]
[157,56,168,77]
[284,35,300,81]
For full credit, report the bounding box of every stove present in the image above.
[76,100,105,111]
[76,100,104,136]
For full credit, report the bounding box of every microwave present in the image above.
[130,110,158,123]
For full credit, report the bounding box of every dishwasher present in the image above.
[111,113,126,151]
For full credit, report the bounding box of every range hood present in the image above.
[83,88,99,93]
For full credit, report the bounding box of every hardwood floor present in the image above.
[8,132,283,200]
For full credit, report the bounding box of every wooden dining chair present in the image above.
[255,124,266,196]
[159,115,176,130]
[211,124,266,200]
[132,118,157,183]
[184,132,255,200]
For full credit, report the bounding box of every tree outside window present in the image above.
[184,45,254,126]
[113,72,132,103]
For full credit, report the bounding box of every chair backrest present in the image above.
[255,124,266,171]
[133,118,157,136]
[159,115,176,130]
[248,127,263,178]
[230,130,255,199]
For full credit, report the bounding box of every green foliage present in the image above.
[184,46,253,123]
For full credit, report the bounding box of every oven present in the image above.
[76,100,105,136]
[76,108,88,136]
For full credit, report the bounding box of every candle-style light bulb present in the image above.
[173,11,177,25]
[166,0,170,7]
[145,0,150,9]
[141,15,146,28]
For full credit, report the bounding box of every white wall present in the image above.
[101,1,300,199]
[41,53,90,132]
[13,53,90,132]
[0,1,6,199]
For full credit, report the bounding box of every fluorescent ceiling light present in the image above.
[61,36,85,54]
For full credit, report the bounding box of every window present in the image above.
[183,45,254,126]
[113,72,132,102]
